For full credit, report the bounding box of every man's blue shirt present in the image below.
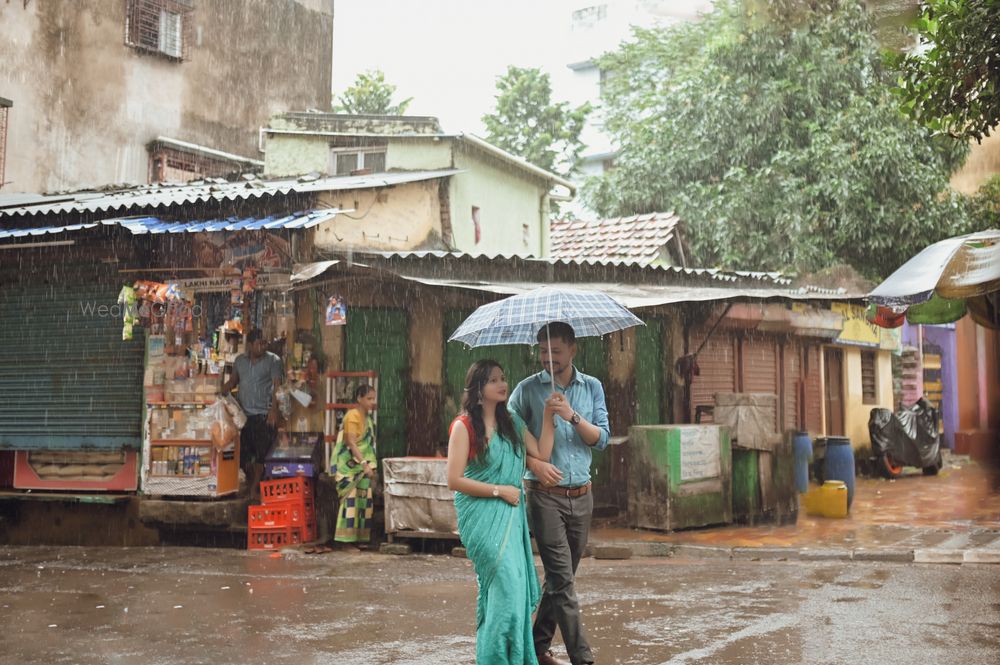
[508,366,610,488]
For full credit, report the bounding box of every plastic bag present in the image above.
[208,399,238,450]
[220,394,247,430]
[274,384,293,420]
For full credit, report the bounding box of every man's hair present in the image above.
[537,321,576,345]
[246,328,265,343]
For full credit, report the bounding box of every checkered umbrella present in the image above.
[448,286,645,348]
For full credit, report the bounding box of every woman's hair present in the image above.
[354,383,374,402]
[461,359,521,462]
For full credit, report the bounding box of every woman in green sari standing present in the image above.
[332,383,378,546]
[447,360,556,665]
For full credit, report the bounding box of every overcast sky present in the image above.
[331,0,582,135]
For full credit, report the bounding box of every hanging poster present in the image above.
[326,294,347,326]
[679,426,721,481]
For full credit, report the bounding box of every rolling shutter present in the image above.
[0,278,145,450]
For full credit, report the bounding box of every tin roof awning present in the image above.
[290,257,857,308]
[0,209,345,241]
[0,169,460,218]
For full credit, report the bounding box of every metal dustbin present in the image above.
[732,434,800,526]
[731,447,761,523]
[626,425,732,531]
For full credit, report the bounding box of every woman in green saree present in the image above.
[332,383,378,546]
[447,360,555,665]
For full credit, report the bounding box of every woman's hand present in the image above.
[497,485,521,506]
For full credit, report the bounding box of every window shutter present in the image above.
[861,351,877,404]
[158,11,182,58]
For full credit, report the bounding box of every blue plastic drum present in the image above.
[823,437,856,508]
[792,431,812,494]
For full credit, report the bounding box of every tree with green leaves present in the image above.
[896,0,1000,143]
[482,66,591,178]
[585,0,969,278]
[970,175,1000,227]
[334,70,413,115]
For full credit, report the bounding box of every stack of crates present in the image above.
[247,476,316,550]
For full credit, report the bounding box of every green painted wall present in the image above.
[635,318,665,425]
[263,135,330,177]
[386,138,453,171]
[345,308,409,459]
[451,144,549,256]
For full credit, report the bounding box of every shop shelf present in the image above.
[150,439,215,446]
[147,402,211,408]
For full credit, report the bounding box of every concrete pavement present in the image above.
[2,546,999,665]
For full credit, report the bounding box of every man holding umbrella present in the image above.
[508,321,609,665]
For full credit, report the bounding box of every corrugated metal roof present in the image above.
[0,209,343,240]
[291,259,856,306]
[349,250,792,285]
[0,169,459,218]
[550,212,681,265]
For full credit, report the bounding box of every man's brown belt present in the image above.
[525,480,591,497]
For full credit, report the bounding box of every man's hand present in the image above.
[266,409,278,427]
[529,459,564,486]
[545,392,574,421]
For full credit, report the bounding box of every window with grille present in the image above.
[148,146,240,183]
[861,350,878,405]
[125,0,194,61]
[330,148,387,175]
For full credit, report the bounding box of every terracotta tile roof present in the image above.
[549,212,680,265]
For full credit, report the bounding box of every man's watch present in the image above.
[570,411,581,425]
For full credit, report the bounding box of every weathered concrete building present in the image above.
[262,113,574,256]
[0,0,333,193]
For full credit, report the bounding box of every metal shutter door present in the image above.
[0,280,144,450]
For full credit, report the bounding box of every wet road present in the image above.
[1,546,998,665]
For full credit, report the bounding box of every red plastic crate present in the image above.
[260,476,313,505]
[248,502,314,529]
[247,522,317,550]
[247,526,293,550]
[248,504,291,529]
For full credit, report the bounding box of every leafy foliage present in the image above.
[970,174,1000,227]
[585,0,969,278]
[482,66,591,178]
[334,70,413,115]
[896,0,1000,142]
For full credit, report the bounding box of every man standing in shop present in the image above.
[221,328,283,496]
[508,322,610,665]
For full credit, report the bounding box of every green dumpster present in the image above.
[626,425,733,531]
[731,435,800,526]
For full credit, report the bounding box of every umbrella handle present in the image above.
[546,323,555,392]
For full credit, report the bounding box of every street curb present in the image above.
[914,549,964,564]
[731,547,795,561]
[797,548,853,561]
[852,548,914,563]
